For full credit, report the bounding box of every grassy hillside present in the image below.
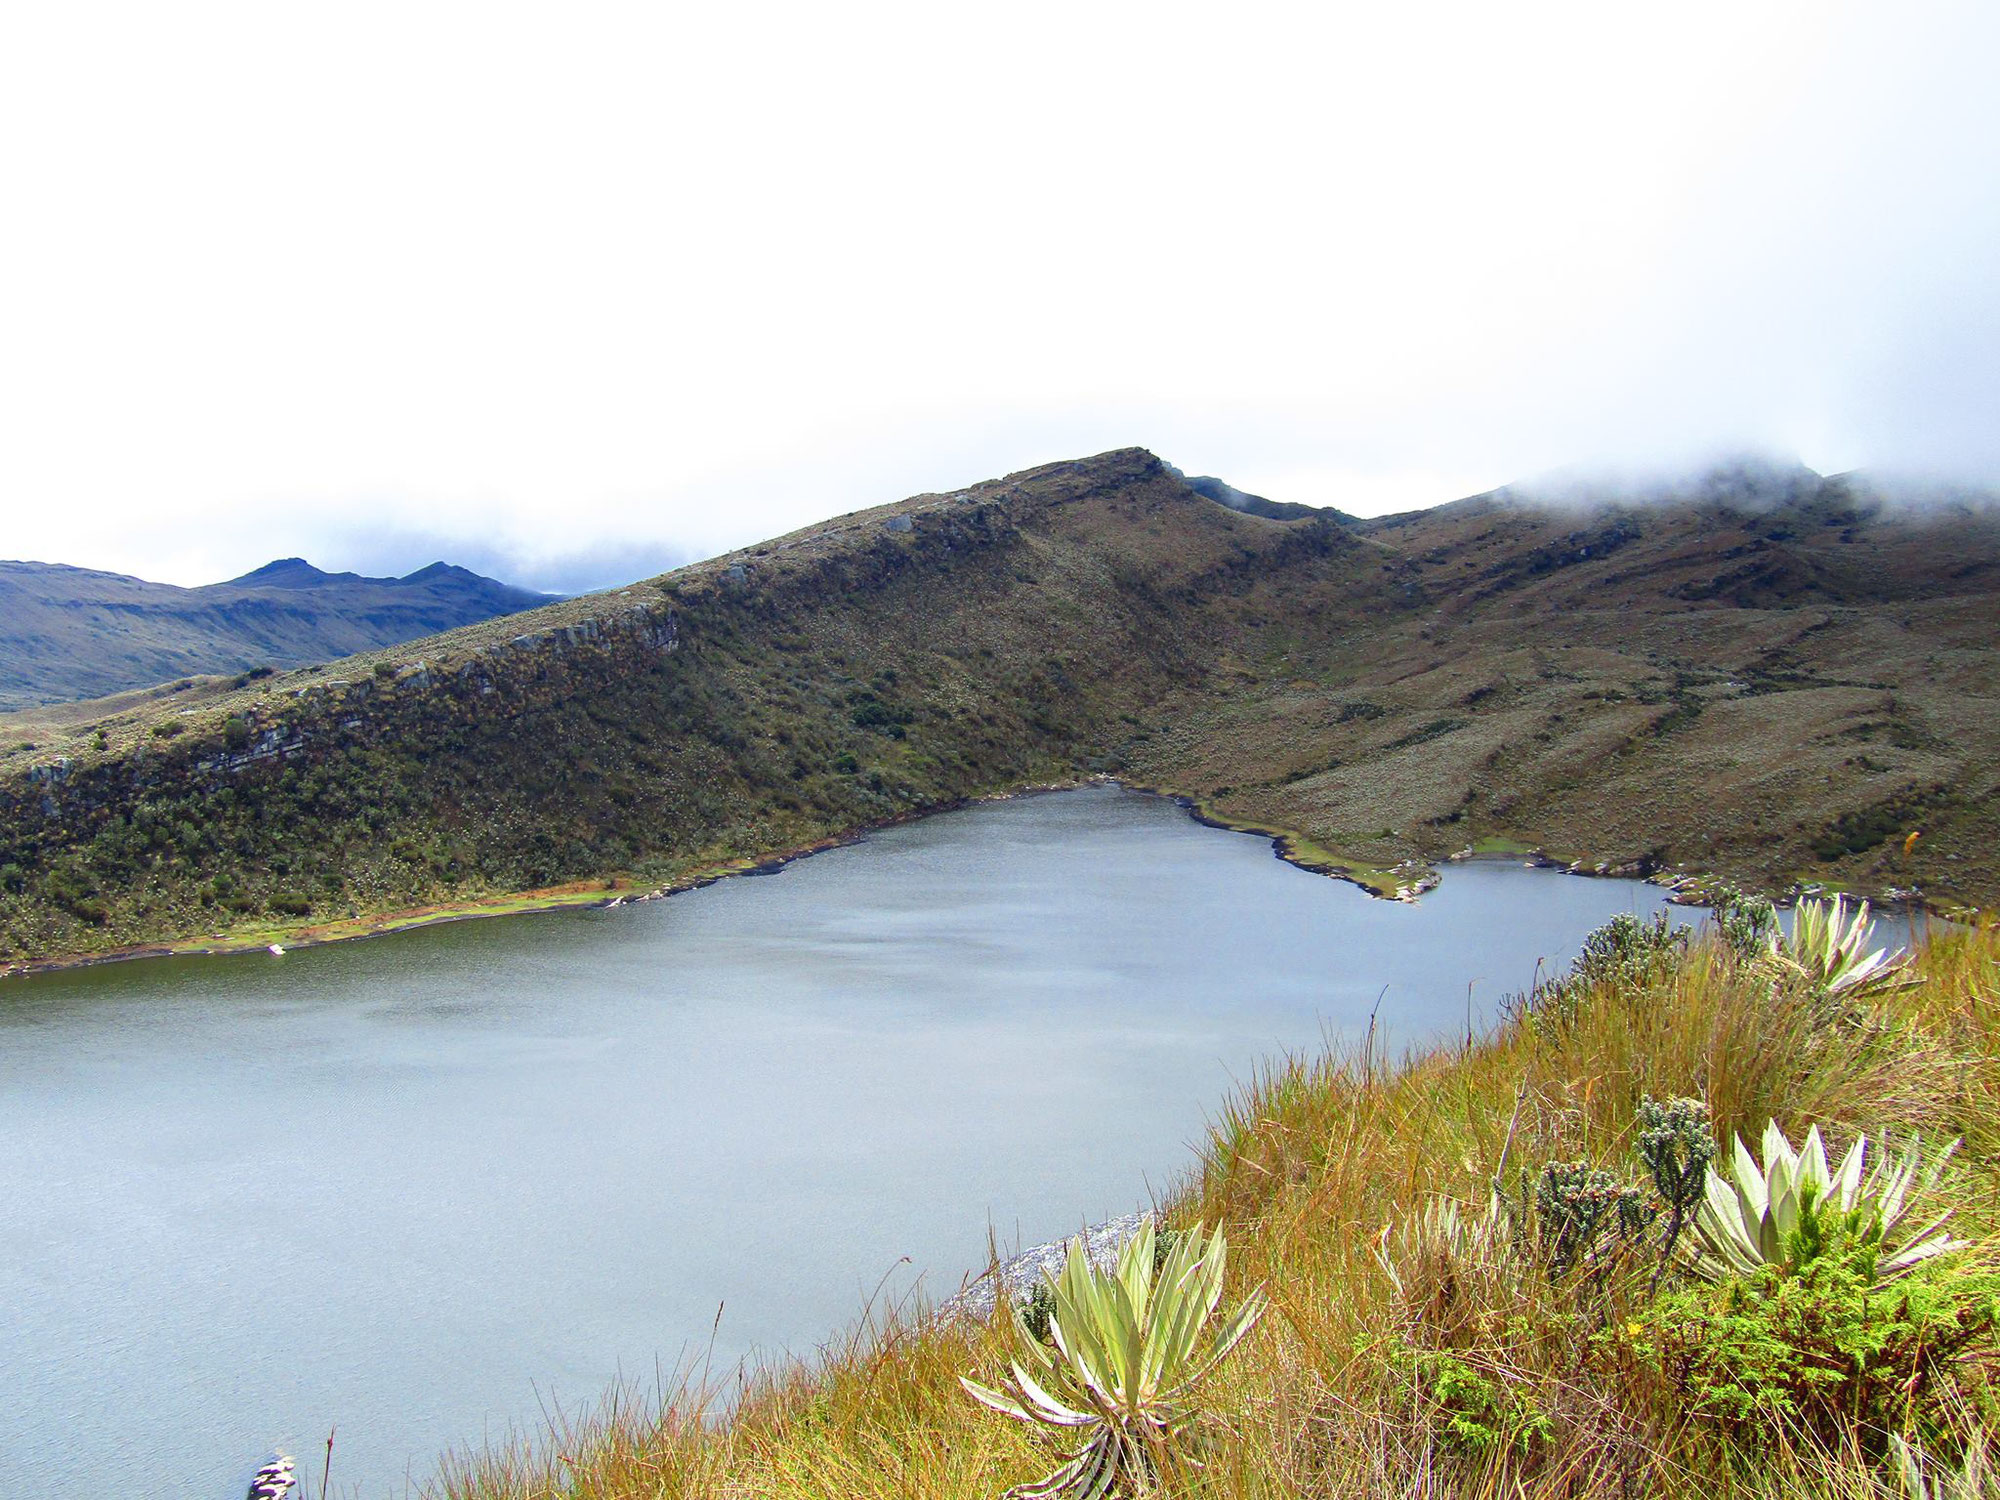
[3,448,1998,967]
[430,913,2000,1499]
[0,556,548,711]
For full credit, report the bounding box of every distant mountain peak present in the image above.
[401,561,470,583]
[0,554,551,711]
[228,557,340,589]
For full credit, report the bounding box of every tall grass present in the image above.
[433,921,2000,1499]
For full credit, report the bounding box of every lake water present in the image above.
[0,785,1702,1497]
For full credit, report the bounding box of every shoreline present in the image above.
[0,774,1102,980]
[2,775,1965,981]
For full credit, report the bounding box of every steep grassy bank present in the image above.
[432,916,2000,1500]
[4,449,1999,966]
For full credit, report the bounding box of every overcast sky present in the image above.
[3,2,1995,592]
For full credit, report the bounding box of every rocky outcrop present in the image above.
[939,1210,1156,1323]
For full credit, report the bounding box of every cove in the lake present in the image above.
[0,785,1704,1497]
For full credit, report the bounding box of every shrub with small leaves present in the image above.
[1630,1242,2000,1450]
[1534,1160,1653,1279]
[1020,1280,1057,1344]
[1710,885,1777,959]
[1525,911,1689,1037]
[1408,1348,1553,1458]
[1574,910,1688,985]
[1636,1095,1716,1289]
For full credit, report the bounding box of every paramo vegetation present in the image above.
[433,897,2000,1499]
[5,449,2000,968]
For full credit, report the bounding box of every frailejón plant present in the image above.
[1891,1433,1992,1500]
[1685,1119,1964,1287]
[963,1220,1266,1500]
[1771,894,1915,999]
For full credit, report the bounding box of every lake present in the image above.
[0,785,1702,1496]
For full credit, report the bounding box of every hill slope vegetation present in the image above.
[1,448,1997,965]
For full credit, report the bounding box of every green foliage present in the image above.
[1380,717,1467,752]
[1533,1159,1653,1279]
[963,1220,1266,1500]
[1408,1349,1553,1458]
[1685,1120,1964,1287]
[151,719,185,738]
[1526,910,1689,1036]
[1637,1096,1716,1214]
[1710,885,1778,959]
[1636,1094,1716,1289]
[1574,910,1689,986]
[1020,1280,1058,1346]
[373,661,398,680]
[1813,794,1930,861]
[1632,1244,2000,1447]
[848,692,911,737]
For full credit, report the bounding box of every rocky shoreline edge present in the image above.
[937,1210,1158,1324]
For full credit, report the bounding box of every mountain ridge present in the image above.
[1,446,1995,967]
[0,555,553,710]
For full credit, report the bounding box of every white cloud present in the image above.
[1,0,1994,584]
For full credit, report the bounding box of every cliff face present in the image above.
[2,448,1997,965]
[0,556,551,710]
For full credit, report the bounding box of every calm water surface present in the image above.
[0,786,1698,1497]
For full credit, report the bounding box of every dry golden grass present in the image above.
[428,920,1998,1500]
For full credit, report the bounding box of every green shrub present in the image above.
[1526,910,1689,1036]
[151,720,185,739]
[1636,1095,1715,1291]
[848,693,911,736]
[1020,1279,1057,1344]
[1631,1245,2000,1448]
[1533,1160,1652,1279]
[1408,1348,1553,1457]
[1710,885,1777,958]
[1574,910,1688,985]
